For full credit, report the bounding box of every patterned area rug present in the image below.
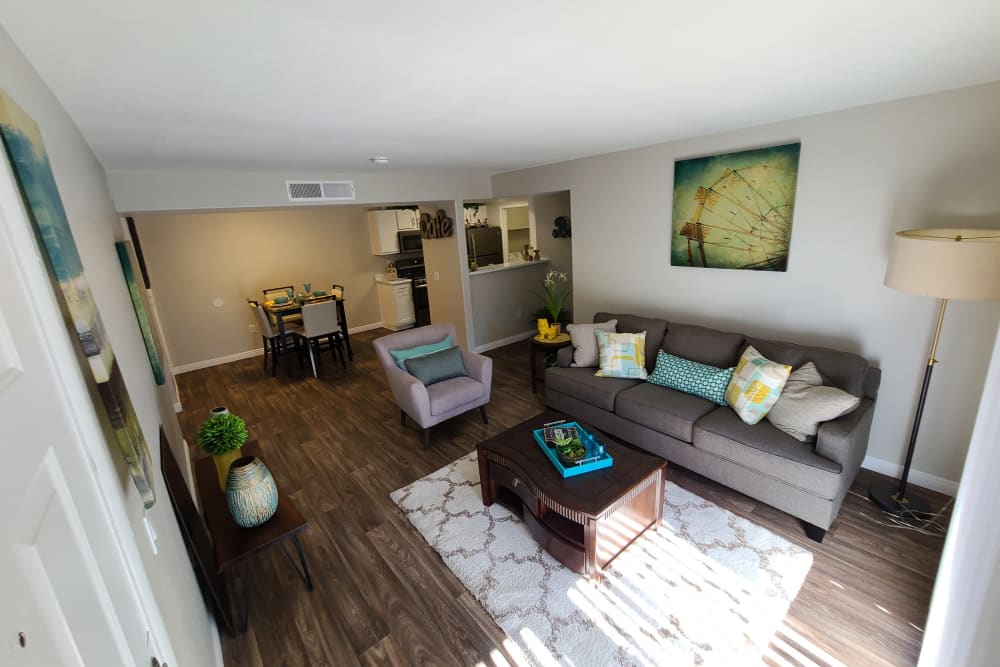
[391,453,813,666]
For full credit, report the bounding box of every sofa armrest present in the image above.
[556,346,574,367]
[461,350,494,401]
[815,398,875,469]
[385,365,431,422]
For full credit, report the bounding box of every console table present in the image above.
[195,443,314,633]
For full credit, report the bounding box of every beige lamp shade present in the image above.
[885,228,1000,301]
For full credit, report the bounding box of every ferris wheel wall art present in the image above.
[671,142,801,272]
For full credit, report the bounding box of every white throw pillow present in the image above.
[766,362,861,442]
[566,319,617,367]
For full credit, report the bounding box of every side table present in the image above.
[195,442,314,633]
[529,333,572,393]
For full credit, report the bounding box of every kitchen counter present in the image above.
[468,258,550,276]
[374,274,412,286]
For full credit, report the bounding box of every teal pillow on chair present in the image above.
[404,346,468,386]
[389,335,452,370]
[647,350,734,405]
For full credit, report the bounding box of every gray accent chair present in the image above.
[373,323,493,448]
[545,312,881,542]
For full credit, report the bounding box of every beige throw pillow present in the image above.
[766,362,861,442]
[567,319,617,367]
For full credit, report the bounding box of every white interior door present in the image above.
[0,165,162,665]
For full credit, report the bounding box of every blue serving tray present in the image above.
[532,421,613,478]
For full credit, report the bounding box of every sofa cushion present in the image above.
[725,346,792,425]
[663,323,746,368]
[567,319,617,367]
[594,312,667,370]
[545,367,641,412]
[692,407,843,499]
[595,330,648,379]
[616,382,716,443]
[746,336,868,397]
[766,362,861,442]
[647,350,732,406]
[426,376,485,416]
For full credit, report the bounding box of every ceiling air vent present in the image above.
[286,180,356,202]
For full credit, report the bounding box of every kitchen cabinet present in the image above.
[376,280,415,330]
[395,208,419,231]
[368,210,400,255]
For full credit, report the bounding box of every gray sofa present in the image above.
[545,312,881,542]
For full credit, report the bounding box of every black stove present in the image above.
[395,257,430,325]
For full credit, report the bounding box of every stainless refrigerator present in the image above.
[466,227,504,267]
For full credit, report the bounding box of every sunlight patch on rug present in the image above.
[391,453,813,666]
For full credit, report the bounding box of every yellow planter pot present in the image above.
[212,448,243,491]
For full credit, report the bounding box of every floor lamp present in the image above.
[870,228,1000,516]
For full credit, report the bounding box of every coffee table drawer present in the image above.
[489,461,537,510]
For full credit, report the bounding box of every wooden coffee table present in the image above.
[477,410,667,581]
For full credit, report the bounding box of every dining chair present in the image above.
[251,303,302,376]
[261,285,302,324]
[331,283,345,298]
[295,300,346,378]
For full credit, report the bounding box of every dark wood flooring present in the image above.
[176,329,949,667]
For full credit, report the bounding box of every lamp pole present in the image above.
[869,299,948,516]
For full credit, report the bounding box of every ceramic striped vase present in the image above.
[225,457,278,528]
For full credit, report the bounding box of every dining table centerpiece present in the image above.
[198,411,249,490]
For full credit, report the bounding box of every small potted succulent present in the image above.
[198,412,249,490]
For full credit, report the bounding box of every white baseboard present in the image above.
[172,321,385,375]
[475,330,536,353]
[349,322,384,335]
[172,348,264,374]
[862,455,958,496]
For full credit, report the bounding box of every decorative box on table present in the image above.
[532,421,613,478]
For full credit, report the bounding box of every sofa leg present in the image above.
[400,410,406,427]
[422,428,431,449]
[804,522,826,543]
[479,406,488,425]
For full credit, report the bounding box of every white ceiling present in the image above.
[3,1,999,173]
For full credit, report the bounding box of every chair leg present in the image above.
[479,406,488,424]
[307,339,318,378]
[336,337,346,369]
[422,428,430,449]
[272,338,281,377]
[400,410,406,427]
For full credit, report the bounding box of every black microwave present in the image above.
[398,230,423,253]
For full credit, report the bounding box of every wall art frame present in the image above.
[671,142,801,272]
[0,89,155,507]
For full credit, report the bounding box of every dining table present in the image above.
[263,294,353,361]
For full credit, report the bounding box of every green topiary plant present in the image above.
[197,413,248,456]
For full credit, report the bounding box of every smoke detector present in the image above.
[369,156,390,164]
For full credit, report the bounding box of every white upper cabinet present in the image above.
[368,210,400,255]
[395,208,418,231]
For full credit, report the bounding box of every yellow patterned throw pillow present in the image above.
[595,330,648,379]
[725,346,792,424]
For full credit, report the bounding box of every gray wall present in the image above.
[0,23,219,666]
[492,82,1000,486]
[470,262,552,350]
[109,167,492,213]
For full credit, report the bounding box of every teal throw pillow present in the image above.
[647,350,734,406]
[404,346,468,386]
[390,335,452,370]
